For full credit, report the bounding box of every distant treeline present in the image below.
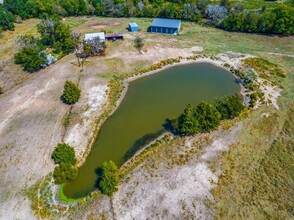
[1,0,293,35]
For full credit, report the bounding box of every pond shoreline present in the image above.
[62,55,250,200]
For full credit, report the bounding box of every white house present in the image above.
[85,32,105,43]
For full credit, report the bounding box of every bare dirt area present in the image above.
[113,124,242,220]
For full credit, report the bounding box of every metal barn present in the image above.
[128,23,139,32]
[149,18,181,35]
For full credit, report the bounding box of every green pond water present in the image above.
[64,63,240,198]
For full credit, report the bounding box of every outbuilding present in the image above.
[128,22,139,32]
[149,18,181,35]
[85,32,105,42]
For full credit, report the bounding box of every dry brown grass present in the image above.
[0,19,39,91]
[212,97,294,219]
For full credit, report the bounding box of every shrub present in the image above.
[62,80,81,105]
[216,94,244,119]
[99,160,119,196]
[52,143,77,165]
[133,36,144,52]
[14,47,47,72]
[0,86,3,94]
[53,163,78,184]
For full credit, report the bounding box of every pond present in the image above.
[64,62,241,198]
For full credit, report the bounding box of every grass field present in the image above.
[65,16,294,69]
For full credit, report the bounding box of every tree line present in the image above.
[168,94,244,136]
[1,0,293,36]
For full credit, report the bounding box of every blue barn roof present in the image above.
[129,22,138,28]
[151,18,181,29]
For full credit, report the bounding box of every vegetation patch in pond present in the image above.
[64,62,241,198]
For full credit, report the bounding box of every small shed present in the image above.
[128,23,139,32]
[85,32,105,42]
[149,18,181,35]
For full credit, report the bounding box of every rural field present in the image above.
[0,15,293,219]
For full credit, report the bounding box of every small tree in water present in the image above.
[133,36,144,53]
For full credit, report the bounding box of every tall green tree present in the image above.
[99,160,119,196]
[62,80,81,105]
[178,104,199,135]
[216,94,244,120]
[194,101,221,132]
[272,5,294,35]
[37,18,76,53]
[3,0,28,19]
[53,163,78,184]
[0,5,15,31]
[52,143,77,165]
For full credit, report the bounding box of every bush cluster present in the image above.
[14,47,47,73]
[62,80,81,105]
[52,143,78,184]
[171,94,244,136]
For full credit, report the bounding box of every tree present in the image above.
[216,94,244,120]
[14,46,47,72]
[52,143,77,165]
[220,0,230,8]
[194,101,221,132]
[37,18,77,54]
[53,162,78,184]
[178,104,199,135]
[0,5,15,31]
[75,40,92,67]
[271,5,294,35]
[133,36,144,53]
[197,0,210,11]
[205,5,228,23]
[179,3,201,22]
[3,0,28,19]
[62,80,81,105]
[99,160,119,196]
